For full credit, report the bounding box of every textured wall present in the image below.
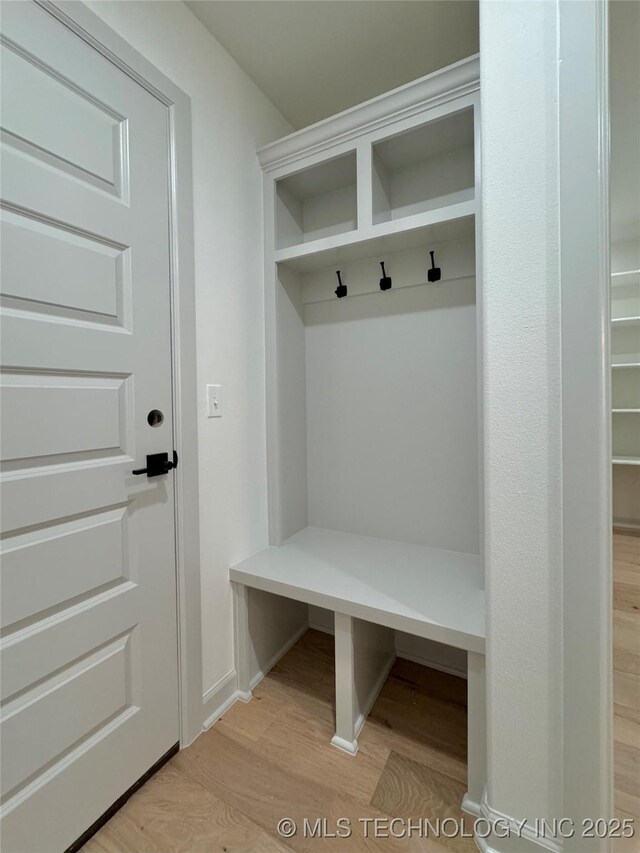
[480,0,564,825]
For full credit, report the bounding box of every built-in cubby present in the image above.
[233,56,485,803]
[372,107,475,224]
[273,221,479,553]
[275,151,357,249]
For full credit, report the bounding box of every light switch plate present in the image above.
[206,384,222,418]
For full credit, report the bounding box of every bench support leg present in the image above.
[233,582,252,702]
[463,650,486,815]
[332,612,358,754]
[332,612,395,755]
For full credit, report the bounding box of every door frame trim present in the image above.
[37,0,203,747]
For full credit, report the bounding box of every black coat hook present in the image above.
[379,261,392,291]
[335,270,347,299]
[428,250,441,282]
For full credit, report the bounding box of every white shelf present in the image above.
[611,269,640,283]
[613,456,640,466]
[275,201,475,274]
[612,408,640,413]
[612,362,640,368]
[275,152,357,250]
[611,316,640,327]
[372,107,475,225]
[612,364,640,410]
[230,526,485,653]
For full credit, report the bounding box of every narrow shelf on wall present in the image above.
[613,408,640,413]
[611,316,640,327]
[275,202,475,274]
[613,456,640,466]
[611,269,640,283]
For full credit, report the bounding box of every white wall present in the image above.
[86,1,293,712]
[480,0,564,831]
[304,276,479,553]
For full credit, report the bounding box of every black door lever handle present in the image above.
[132,451,178,478]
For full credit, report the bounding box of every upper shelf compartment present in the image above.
[372,107,475,225]
[275,151,357,250]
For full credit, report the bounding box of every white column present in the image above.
[480,0,611,849]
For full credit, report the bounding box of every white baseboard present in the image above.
[354,651,397,739]
[249,621,308,691]
[308,612,467,679]
[309,620,334,635]
[202,668,240,730]
[309,606,467,678]
[203,621,309,732]
[478,790,564,853]
[462,792,482,817]
[396,648,467,679]
[613,520,640,533]
[330,734,359,755]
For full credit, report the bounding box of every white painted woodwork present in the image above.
[464,651,486,814]
[1,507,126,628]
[308,604,469,678]
[610,268,640,492]
[274,201,475,272]
[234,56,486,802]
[233,583,252,699]
[372,107,474,223]
[276,152,357,249]
[331,614,394,755]
[0,4,180,850]
[0,37,124,194]
[1,373,128,463]
[246,587,308,687]
[611,271,640,321]
[612,365,640,410]
[612,412,640,459]
[332,611,359,754]
[230,526,485,653]
[351,618,395,736]
[0,208,126,323]
[304,267,478,553]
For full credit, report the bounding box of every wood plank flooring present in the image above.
[614,529,640,844]
[83,631,469,853]
[82,532,639,853]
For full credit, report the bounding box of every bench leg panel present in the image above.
[233,582,253,702]
[332,612,396,755]
[464,650,486,814]
[332,612,358,754]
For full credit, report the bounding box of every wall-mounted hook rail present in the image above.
[335,270,347,299]
[427,250,441,282]
[379,261,392,291]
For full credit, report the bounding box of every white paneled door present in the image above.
[0,3,180,851]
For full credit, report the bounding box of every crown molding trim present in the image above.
[257,54,479,174]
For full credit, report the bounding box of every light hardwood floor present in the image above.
[83,532,639,853]
[614,529,640,848]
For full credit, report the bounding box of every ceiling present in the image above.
[185,1,479,129]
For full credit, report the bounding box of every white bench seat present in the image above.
[230,525,486,812]
[230,525,485,653]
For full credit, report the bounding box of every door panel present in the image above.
[0,3,180,850]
